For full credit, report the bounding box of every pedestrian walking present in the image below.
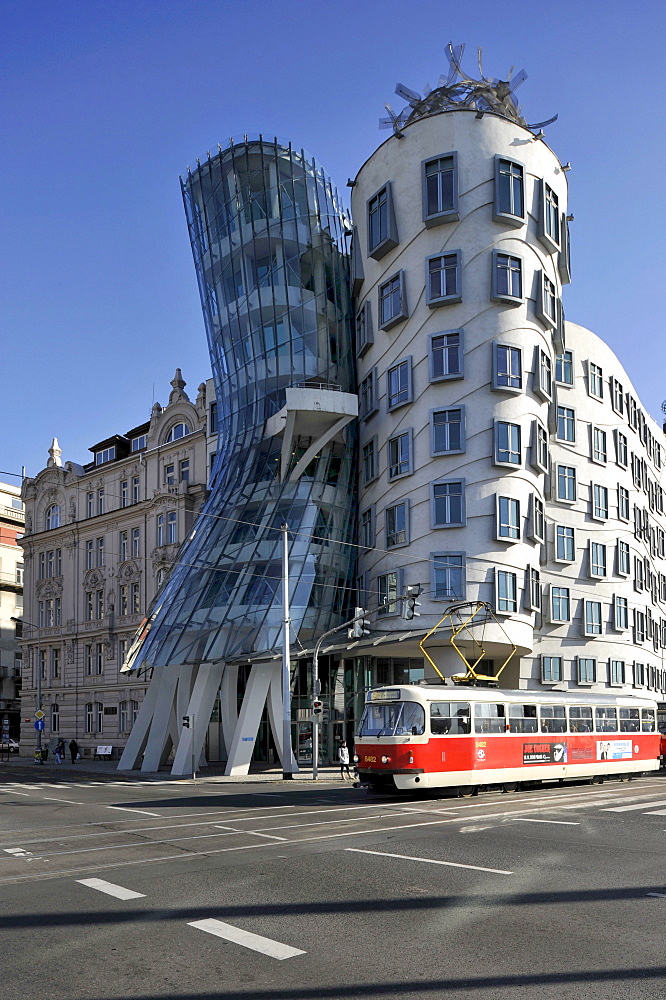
[69,738,79,764]
[338,740,352,779]
[54,739,65,764]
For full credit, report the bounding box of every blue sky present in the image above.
[3,0,665,482]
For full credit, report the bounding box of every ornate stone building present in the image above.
[0,482,25,741]
[18,371,217,758]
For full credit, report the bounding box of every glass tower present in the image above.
[123,137,356,673]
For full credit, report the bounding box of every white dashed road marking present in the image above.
[106,806,161,817]
[188,918,305,960]
[345,848,513,875]
[509,818,580,826]
[76,878,146,900]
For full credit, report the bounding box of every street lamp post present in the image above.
[11,617,42,763]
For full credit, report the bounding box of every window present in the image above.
[51,703,60,732]
[120,480,128,507]
[422,154,458,225]
[618,486,630,521]
[208,402,218,436]
[429,330,462,381]
[556,350,574,386]
[179,459,190,483]
[120,530,128,563]
[578,658,596,684]
[377,272,405,330]
[610,377,624,416]
[426,252,461,306]
[495,421,521,465]
[614,430,628,468]
[96,536,104,568]
[131,476,140,504]
[592,484,609,520]
[388,431,411,479]
[120,701,128,733]
[167,511,177,544]
[551,586,570,623]
[50,647,60,679]
[584,600,603,636]
[165,464,175,486]
[367,183,398,259]
[45,504,60,530]
[610,660,625,686]
[596,706,618,732]
[493,344,522,391]
[556,406,575,443]
[541,657,563,683]
[131,527,140,558]
[614,595,629,631]
[539,181,560,251]
[590,541,607,578]
[592,427,607,464]
[557,465,576,502]
[537,272,557,327]
[386,502,408,548]
[157,514,165,547]
[432,480,465,527]
[95,642,104,674]
[95,702,104,733]
[131,434,147,452]
[86,491,96,518]
[95,590,104,620]
[528,566,541,612]
[387,358,412,410]
[95,446,115,465]
[356,301,373,357]
[359,369,378,419]
[432,553,466,601]
[431,701,471,735]
[97,489,105,515]
[496,571,518,613]
[16,563,23,585]
[634,557,644,592]
[494,157,524,224]
[556,525,575,562]
[377,572,399,615]
[131,582,140,614]
[541,705,567,732]
[86,703,94,734]
[588,362,603,399]
[617,540,630,576]
[164,422,191,443]
[531,495,545,542]
[431,407,464,455]
[497,496,520,541]
[531,420,549,473]
[360,508,374,549]
[534,349,552,400]
[119,584,128,616]
[492,252,522,303]
[362,439,377,484]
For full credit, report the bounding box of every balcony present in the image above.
[265,385,358,482]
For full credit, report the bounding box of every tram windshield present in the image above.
[358,701,425,737]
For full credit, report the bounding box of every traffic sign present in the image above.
[34,720,45,731]
[35,711,45,720]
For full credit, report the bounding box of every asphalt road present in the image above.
[2,764,666,1000]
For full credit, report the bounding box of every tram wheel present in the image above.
[590,775,603,785]
[457,785,477,798]
[502,782,520,794]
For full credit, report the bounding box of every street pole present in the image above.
[281,523,293,780]
[192,712,196,781]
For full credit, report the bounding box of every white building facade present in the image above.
[350,102,666,698]
[0,482,25,740]
[18,372,218,758]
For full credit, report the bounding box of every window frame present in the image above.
[592,483,609,522]
[360,506,375,550]
[538,179,561,253]
[588,361,603,400]
[367,182,398,260]
[385,500,410,549]
[589,540,607,579]
[431,552,466,601]
[556,464,577,503]
[492,343,522,393]
[431,406,465,456]
[359,368,378,420]
[361,436,378,485]
[422,152,459,227]
[555,524,575,563]
[530,419,549,474]
[614,595,629,632]
[556,404,576,444]
[386,356,413,411]
[617,539,631,576]
[428,330,463,382]
[425,251,462,307]
[555,349,574,386]
[495,569,518,615]
[493,155,525,227]
[378,271,408,330]
[530,494,545,543]
[497,495,521,543]
[537,270,557,329]
[591,426,607,465]
[491,250,523,304]
[431,478,466,529]
[541,656,563,684]
[494,420,522,467]
[550,585,571,623]
[533,347,553,402]
[577,657,596,685]
[355,300,373,358]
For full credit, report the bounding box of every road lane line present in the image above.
[43,797,84,805]
[0,789,29,796]
[345,848,513,875]
[245,832,288,841]
[509,818,580,826]
[77,877,146,900]
[12,785,40,790]
[106,806,161,817]
[602,799,666,812]
[187,918,305,959]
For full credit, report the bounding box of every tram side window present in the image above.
[540,705,566,733]
[619,707,640,733]
[570,706,593,732]
[430,702,471,735]
[400,702,426,735]
[595,707,618,732]
[474,703,506,734]
[642,708,656,732]
[508,704,538,733]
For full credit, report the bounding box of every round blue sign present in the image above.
[34,720,45,731]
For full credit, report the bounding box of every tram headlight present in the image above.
[353,754,359,763]
[381,755,391,764]
[408,754,414,764]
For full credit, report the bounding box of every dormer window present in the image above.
[131,435,147,452]
[164,422,191,443]
[95,446,116,465]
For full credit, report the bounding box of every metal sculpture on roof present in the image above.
[380,42,557,137]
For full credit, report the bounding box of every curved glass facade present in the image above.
[126,138,356,670]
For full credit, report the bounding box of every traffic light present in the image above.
[312,698,324,720]
[182,715,191,728]
[402,584,423,620]
[348,607,371,639]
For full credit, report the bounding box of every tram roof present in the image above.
[368,684,658,709]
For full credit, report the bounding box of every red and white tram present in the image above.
[355,685,660,794]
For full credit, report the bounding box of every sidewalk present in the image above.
[2,754,348,784]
